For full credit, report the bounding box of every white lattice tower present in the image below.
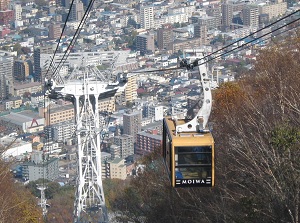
[37,184,47,219]
[46,66,127,223]
[73,75,107,223]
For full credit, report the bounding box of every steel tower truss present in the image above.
[46,66,127,222]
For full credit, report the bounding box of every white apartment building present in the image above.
[14,3,22,21]
[148,105,164,121]
[140,5,154,29]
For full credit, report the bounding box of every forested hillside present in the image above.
[107,34,300,222]
[0,160,43,222]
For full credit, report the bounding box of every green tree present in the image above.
[13,43,22,55]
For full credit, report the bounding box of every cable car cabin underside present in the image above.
[163,117,215,188]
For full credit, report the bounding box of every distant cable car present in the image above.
[163,51,215,187]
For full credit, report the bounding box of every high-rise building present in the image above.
[136,33,155,55]
[70,1,84,21]
[206,5,222,29]
[123,111,142,143]
[125,75,137,103]
[14,60,33,81]
[136,131,162,155]
[0,56,13,100]
[157,24,173,50]
[194,23,208,45]
[48,23,61,40]
[140,5,154,30]
[113,134,134,158]
[33,45,54,81]
[222,3,233,30]
[243,5,259,27]
[14,3,22,21]
[116,75,137,105]
[0,0,9,10]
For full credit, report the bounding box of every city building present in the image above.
[0,56,13,100]
[206,5,222,29]
[140,5,154,30]
[13,3,22,21]
[113,134,134,158]
[31,91,44,105]
[116,75,137,106]
[44,120,76,142]
[14,60,33,81]
[13,82,42,97]
[145,104,164,121]
[0,0,10,10]
[157,24,173,50]
[136,131,162,155]
[258,1,287,20]
[124,75,137,104]
[123,111,142,143]
[21,152,59,181]
[109,144,121,159]
[222,2,234,30]
[98,97,115,113]
[136,33,155,55]
[40,104,74,126]
[194,24,208,45]
[34,45,54,81]
[0,110,45,133]
[191,16,219,30]
[1,96,22,110]
[0,0,13,25]
[243,5,259,27]
[48,23,61,40]
[70,0,84,21]
[169,38,201,54]
[107,157,127,180]
[40,50,133,71]
[0,136,32,158]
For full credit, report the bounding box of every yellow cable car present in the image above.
[163,117,215,187]
[162,51,215,187]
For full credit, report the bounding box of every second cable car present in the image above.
[163,52,215,187]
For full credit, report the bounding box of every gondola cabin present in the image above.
[163,117,215,187]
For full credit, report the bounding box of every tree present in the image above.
[13,43,22,55]
[21,47,31,54]
[212,35,300,223]
[0,149,43,222]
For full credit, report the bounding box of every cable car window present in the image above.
[175,146,212,182]
[176,146,212,165]
[163,121,172,176]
